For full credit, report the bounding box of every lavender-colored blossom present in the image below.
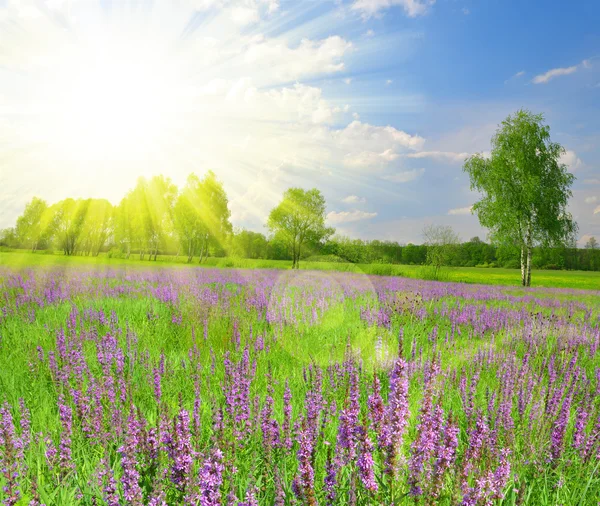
[0,403,21,506]
[323,450,337,506]
[550,393,572,463]
[169,408,194,492]
[57,396,75,477]
[295,420,316,506]
[118,407,143,505]
[197,448,224,506]
[431,414,459,498]
[357,424,378,493]
[382,356,409,477]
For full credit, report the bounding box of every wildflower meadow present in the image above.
[1,264,599,505]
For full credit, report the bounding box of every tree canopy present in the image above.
[267,188,333,269]
[174,171,232,263]
[463,109,577,286]
[15,197,50,252]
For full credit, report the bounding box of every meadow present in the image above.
[2,251,600,290]
[1,258,600,505]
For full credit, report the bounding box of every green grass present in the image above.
[1,258,599,503]
[2,250,600,290]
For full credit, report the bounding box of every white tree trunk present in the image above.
[520,246,527,286]
[526,245,532,287]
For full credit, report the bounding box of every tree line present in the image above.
[1,109,592,282]
[1,185,598,272]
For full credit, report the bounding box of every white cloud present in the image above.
[344,148,399,168]
[560,150,583,171]
[406,150,470,164]
[335,120,424,151]
[380,168,425,183]
[344,77,353,84]
[244,35,353,81]
[230,6,260,25]
[364,29,375,37]
[462,7,470,15]
[327,210,378,223]
[192,81,339,124]
[386,79,393,85]
[532,59,590,84]
[342,195,366,204]
[265,84,336,124]
[188,0,280,20]
[351,0,435,18]
[584,196,597,204]
[447,206,473,216]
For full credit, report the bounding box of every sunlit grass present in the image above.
[2,251,600,290]
[1,260,600,503]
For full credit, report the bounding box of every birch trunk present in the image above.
[520,246,527,286]
[526,245,532,287]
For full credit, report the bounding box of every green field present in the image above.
[2,250,599,290]
[1,255,600,504]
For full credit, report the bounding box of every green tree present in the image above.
[422,224,460,279]
[146,176,178,260]
[174,171,232,263]
[463,110,577,286]
[117,183,148,259]
[114,193,136,258]
[15,197,49,252]
[267,188,333,269]
[401,243,426,265]
[174,191,201,263]
[0,228,18,248]
[49,198,90,255]
[585,237,599,271]
[231,229,268,259]
[78,199,114,256]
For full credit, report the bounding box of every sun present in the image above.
[42,39,183,163]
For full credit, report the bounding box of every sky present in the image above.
[0,0,599,245]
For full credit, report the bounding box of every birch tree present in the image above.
[463,110,577,286]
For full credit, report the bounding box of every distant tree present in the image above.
[402,243,426,265]
[422,224,460,279]
[469,236,482,244]
[232,229,269,259]
[267,188,333,269]
[585,236,598,250]
[116,183,147,259]
[78,199,114,256]
[114,194,136,258]
[146,176,178,260]
[463,110,577,286]
[50,199,90,255]
[174,171,232,263]
[174,191,202,263]
[0,228,18,248]
[15,197,49,252]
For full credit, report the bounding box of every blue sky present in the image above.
[0,0,599,244]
